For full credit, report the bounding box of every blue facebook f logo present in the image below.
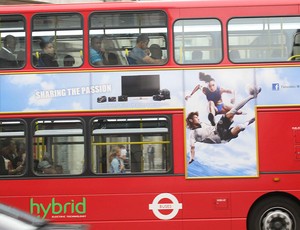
[272,83,280,91]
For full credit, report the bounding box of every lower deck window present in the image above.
[91,116,171,174]
[0,120,25,176]
[32,119,84,175]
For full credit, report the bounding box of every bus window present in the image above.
[174,18,222,64]
[32,13,83,68]
[32,119,84,175]
[0,120,25,176]
[0,15,26,69]
[89,11,168,66]
[228,17,300,63]
[91,116,171,174]
[290,32,300,61]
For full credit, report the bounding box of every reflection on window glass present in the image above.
[33,119,84,175]
[32,13,83,68]
[228,17,300,62]
[91,116,171,174]
[0,120,25,176]
[174,19,222,64]
[0,15,26,69]
[89,11,168,66]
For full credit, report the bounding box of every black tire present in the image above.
[247,196,300,230]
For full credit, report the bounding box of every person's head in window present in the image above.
[0,35,18,69]
[40,40,55,57]
[3,35,17,53]
[37,151,57,174]
[63,54,75,67]
[1,138,17,160]
[89,36,105,66]
[91,36,102,51]
[136,34,149,50]
[192,50,203,61]
[128,34,166,65]
[109,146,125,174]
[38,40,58,67]
[149,44,162,59]
[229,50,241,61]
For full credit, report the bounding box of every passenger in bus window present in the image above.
[119,145,128,170]
[32,55,38,67]
[192,50,203,62]
[186,86,261,164]
[0,139,24,175]
[12,140,26,169]
[37,152,56,174]
[0,35,18,69]
[55,165,63,174]
[0,152,23,175]
[1,138,17,162]
[109,147,125,174]
[128,34,166,65]
[147,144,155,170]
[89,36,105,66]
[106,53,118,65]
[37,40,59,68]
[149,44,163,60]
[0,152,9,175]
[185,72,242,126]
[17,51,26,68]
[63,54,75,67]
[229,50,241,61]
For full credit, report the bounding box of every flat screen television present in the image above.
[121,75,160,97]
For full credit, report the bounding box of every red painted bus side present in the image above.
[0,1,300,229]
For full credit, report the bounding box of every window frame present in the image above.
[227,16,300,63]
[173,17,223,65]
[0,14,26,70]
[90,115,173,175]
[88,10,169,67]
[31,12,84,69]
[0,119,26,177]
[31,117,86,176]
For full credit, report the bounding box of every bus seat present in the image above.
[126,56,137,65]
[229,50,241,61]
[292,47,300,59]
[120,55,129,65]
[32,55,38,66]
[34,51,47,67]
[294,33,300,45]
[106,52,119,65]
[80,50,83,61]
[292,33,300,58]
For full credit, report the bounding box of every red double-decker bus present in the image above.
[0,0,300,229]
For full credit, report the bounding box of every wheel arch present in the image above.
[247,191,300,228]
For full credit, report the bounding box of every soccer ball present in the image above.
[248,85,261,97]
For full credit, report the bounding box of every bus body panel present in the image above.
[257,107,300,172]
[0,0,300,229]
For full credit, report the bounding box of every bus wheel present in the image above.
[247,196,300,230]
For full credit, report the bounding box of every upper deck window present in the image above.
[89,11,168,66]
[32,13,83,68]
[228,17,300,63]
[0,15,25,69]
[174,19,222,64]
